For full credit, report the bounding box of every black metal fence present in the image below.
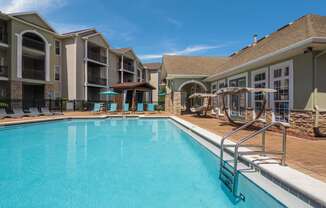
[0,99,165,113]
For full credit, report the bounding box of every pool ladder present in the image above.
[219,119,289,198]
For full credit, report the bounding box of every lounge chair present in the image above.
[137,103,144,112]
[109,103,117,113]
[92,103,102,113]
[41,107,63,116]
[123,103,130,113]
[0,108,8,119]
[147,103,155,113]
[11,107,31,117]
[190,97,210,116]
[29,107,42,116]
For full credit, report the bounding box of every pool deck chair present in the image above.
[12,107,32,117]
[109,103,118,113]
[0,108,8,119]
[41,107,63,116]
[136,103,144,113]
[147,103,155,113]
[29,107,42,116]
[92,103,102,113]
[123,103,130,113]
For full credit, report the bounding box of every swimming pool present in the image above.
[0,118,287,207]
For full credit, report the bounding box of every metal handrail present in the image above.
[220,118,266,170]
[232,121,289,194]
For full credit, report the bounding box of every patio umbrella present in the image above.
[100,90,119,96]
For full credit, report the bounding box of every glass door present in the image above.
[229,77,246,120]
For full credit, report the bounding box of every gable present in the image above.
[87,33,110,48]
[12,13,55,32]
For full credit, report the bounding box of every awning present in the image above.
[110,82,156,91]
[216,87,276,95]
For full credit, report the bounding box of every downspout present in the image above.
[313,49,326,137]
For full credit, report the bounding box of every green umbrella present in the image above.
[100,90,119,96]
[158,92,166,96]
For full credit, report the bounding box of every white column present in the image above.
[84,39,88,101]
[16,34,22,79]
[45,43,51,81]
[133,61,137,82]
[120,55,124,83]
[106,48,109,87]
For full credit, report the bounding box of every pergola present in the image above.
[111,82,156,111]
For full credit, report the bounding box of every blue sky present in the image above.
[1,0,326,63]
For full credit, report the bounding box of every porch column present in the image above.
[173,91,182,115]
[15,34,22,79]
[45,43,51,81]
[84,39,88,101]
[120,55,124,83]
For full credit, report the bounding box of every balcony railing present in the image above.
[123,63,134,72]
[88,75,107,86]
[88,50,107,64]
[0,65,8,77]
[22,68,45,80]
[0,32,8,44]
[22,37,45,51]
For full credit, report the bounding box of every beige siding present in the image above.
[149,71,159,102]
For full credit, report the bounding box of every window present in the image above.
[55,40,61,55]
[270,60,293,123]
[211,82,217,93]
[215,79,227,115]
[251,68,268,119]
[228,73,247,119]
[55,65,60,80]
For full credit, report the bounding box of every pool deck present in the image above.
[0,111,326,206]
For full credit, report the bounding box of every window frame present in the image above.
[55,40,61,56]
[251,67,269,120]
[54,65,60,81]
[270,60,293,124]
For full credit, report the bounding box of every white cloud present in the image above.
[167,17,182,27]
[139,44,227,60]
[0,0,66,13]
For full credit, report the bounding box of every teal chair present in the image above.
[137,103,144,112]
[109,103,117,112]
[147,103,155,112]
[123,103,129,113]
[92,103,101,112]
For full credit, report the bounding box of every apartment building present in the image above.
[162,14,326,137]
[143,63,161,103]
[0,12,61,108]
[60,29,110,102]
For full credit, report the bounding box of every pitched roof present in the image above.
[111,48,132,54]
[8,12,56,32]
[62,28,95,36]
[162,55,229,77]
[143,63,161,71]
[206,14,326,81]
[111,82,156,91]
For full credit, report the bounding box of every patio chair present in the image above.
[11,107,31,117]
[0,108,8,119]
[92,103,102,113]
[29,107,42,116]
[123,103,130,113]
[109,103,117,113]
[41,107,63,116]
[137,103,144,112]
[147,103,155,113]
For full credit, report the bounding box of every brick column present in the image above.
[44,84,55,99]
[173,91,181,115]
[10,80,22,108]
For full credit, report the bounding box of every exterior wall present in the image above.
[75,36,85,100]
[149,70,159,103]
[316,52,326,110]
[62,38,77,100]
[108,52,120,84]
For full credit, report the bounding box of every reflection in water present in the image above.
[67,125,77,176]
[83,123,88,160]
[151,120,158,142]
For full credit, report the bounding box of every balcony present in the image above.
[0,65,8,77]
[88,74,107,86]
[22,68,45,80]
[22,36,45,51]
[0,21,8,44]
[22,55,45,80]
[88,50,107,64]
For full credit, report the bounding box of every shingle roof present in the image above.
[162,55,229,76]
[111,82,156,90]
[143,63,161,71]
[62,28,95,35]
[112,48,132,54]
[208,14,326,80]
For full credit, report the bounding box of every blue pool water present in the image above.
[0,119,285,208]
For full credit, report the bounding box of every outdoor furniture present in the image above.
[123,103,130,113]
[147,103,155,112]
[189,94,214,116]
[109,103,117,113]
[29,107,42,116]
[137,103,144,112]
[92,103,102,113]
[12,107,31,117]
[0,108,8,119]
[41,107,63,116]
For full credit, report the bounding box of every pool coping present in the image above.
[1,114,325,207]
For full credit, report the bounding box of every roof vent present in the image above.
[253,34,258,46]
